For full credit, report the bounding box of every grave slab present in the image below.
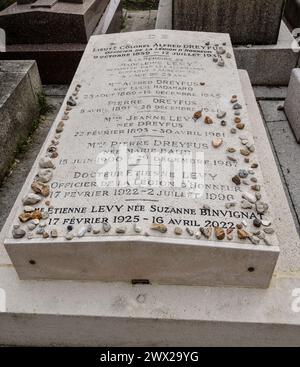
[0,60,42,183]
[284,68,300,142]
[156,0,300,86]
[0,70,299,346]
[0,0,122,84]
[173,0,285,45]
[3,30,279,288]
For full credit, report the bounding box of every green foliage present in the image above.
[123,0,159,10]
[37,92,52,115]
[0,0,15,11]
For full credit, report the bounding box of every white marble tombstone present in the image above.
[4,30,279,288]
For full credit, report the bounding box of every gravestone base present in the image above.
[0,60,42,182]
[0,71,299,346]
[0,0,122,84]
[5,236,279,288]
[157,0,299,85]
[284,68,300,143]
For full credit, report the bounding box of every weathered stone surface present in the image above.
[173,0,285,45]
[284,68,300,143]
[0,0,123,84]
[284,0,300,28]
[0,0,111,44]
[0,61,41,182]
[4,30,279,288]
[156,3,298,86]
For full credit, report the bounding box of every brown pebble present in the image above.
[232,175,241,185]
[234,117,241,124]
[236,123,245,130]
[240,148,250,156]
[237,229,250,240]
[226,228,234,235]
[227,147,236,153]
[244,158,250,163]
[56,121,64,133]
[174,227,183,235]
[251,163,258,168]
[227,156,237,162]
[151,223,167,233]
[204,116,213,124]
[45,201,51,206]
[212,137,223,148]
[51,152,59,159]
[193,110,202,120]
[215,227,225,240]
[251,184,261,192]
[31,181,50,197]
[19,209,42,223]
[236,223,243,229]
[43,232,49,239]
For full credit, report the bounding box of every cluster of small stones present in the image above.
[208,42,232,68]
[192,93,275,247]
[12,83,82,240]
[12,49,274,247]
